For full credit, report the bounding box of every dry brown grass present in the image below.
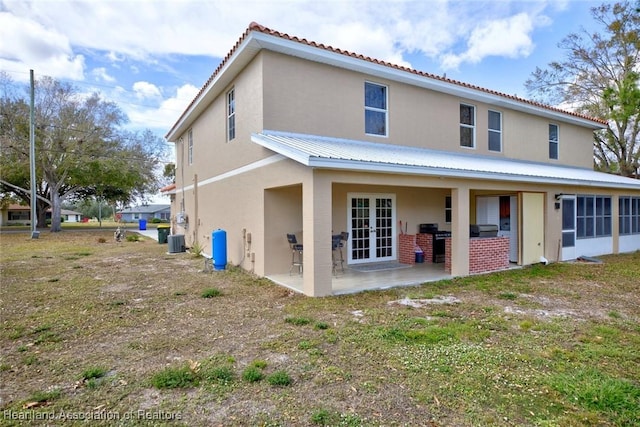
[1,230,639,426]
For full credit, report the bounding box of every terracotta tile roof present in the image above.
[166,22,607,139]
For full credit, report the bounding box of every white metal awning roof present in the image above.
[251,130,640,190]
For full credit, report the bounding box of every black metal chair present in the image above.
[332,234,344,275]
[287,233,303,275]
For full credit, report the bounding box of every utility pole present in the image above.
[29,70,39,238]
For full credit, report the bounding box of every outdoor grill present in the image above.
[418,223,451,263]
[470,224,499,238]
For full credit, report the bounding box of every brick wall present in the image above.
[444,236,510,274]
[469,237,510,274]
[398,234,416,264]
[445,238,451,273]
[416,234,433,263]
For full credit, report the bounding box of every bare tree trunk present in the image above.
[50,190,62,232]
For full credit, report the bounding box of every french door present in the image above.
[347,193,396,264]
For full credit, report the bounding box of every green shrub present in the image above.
[267,370,292,386]
[201,288,222,298]
[28,389,61,403]
[250,360,268,369]
[151,366,198,389]
[203,366,234,384]
[82,366,108,381]
[242,366,264,383]
[310,408,333,425]
[314,321,329,330]
[285,316,311,326]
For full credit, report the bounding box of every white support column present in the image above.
[450,186,470,276]
[302,171,333,296]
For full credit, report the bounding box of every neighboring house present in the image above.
[117,204,171,222]
[0,204,83,225]
[165,22,640,297]
[61,209,82,223]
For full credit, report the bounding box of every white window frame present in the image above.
[445,196,452,224]
[364,81,388,137]
[576,195,612,239]
[549,123,559,160]
[488,110,502,152]
[187,129,193,165]
[619,196,640,235]
[227,88,235,142]
[460,103,476,148]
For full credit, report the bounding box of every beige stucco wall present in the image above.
[175,53,270,186]
[261,51,596,168]
[167,46,639,296]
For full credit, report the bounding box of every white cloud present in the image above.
[125,83,199,133]
[1,0,583,136]
[441,13,537,70]
[1,0,561,79]
[133,81,162,100]
[91,67,116,83]
[0,10,85,81]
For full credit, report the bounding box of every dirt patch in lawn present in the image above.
[1,230,639,426]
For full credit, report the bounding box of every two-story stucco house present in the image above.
[165,22,640,297]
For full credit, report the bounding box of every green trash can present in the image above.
[157,225,170,244]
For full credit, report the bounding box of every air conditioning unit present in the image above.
[168,234,186,253]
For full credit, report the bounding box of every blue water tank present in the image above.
[212,229,227,271]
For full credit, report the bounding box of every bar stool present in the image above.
[287,234,303,275]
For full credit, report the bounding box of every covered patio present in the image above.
[267,261,451,295]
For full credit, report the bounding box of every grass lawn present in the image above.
[1,230,638,426]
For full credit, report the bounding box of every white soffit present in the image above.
[251,130,640,190]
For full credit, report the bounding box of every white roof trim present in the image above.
[251,130,640,190]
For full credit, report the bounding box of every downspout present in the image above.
[193,173,198,247]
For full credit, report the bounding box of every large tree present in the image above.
[525,1,640,178]
[0,73,168,231]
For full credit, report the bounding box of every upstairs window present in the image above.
[227,88,235,141]
[549,124,559,159]
[488,110,502,152]
[365,82,387,136]
[460,104,475,148]
[187,129,193,165]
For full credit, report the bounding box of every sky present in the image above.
[0,0,607,201]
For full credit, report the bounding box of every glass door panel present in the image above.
[348,194,395,263]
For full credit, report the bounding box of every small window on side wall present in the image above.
[188,129,193,165]
[488,110,502,152]
[549,123,559,159]
[460,104,475,148]
[364,82,387,136]
[227,88,235,141]
[445,196,452,223]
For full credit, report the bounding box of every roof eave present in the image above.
[165,36,263,142]
[255,34,605,129]
[167,26,605,141]
[306,157,639,190]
